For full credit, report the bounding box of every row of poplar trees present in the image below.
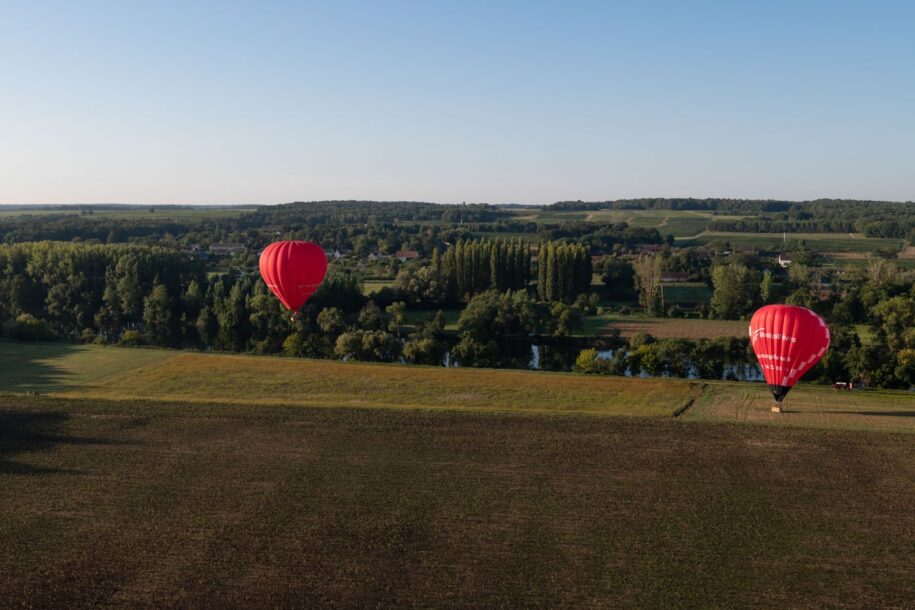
[426,238,592,303]
[432,239,532,302]
[536,241,593,303]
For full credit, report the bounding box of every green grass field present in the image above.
[0,341,174,391]
[0,340,695,417]
[681,231,903,253]
[402,308,461,330]
[819,253,915,270]
[534,209,713,237]
[686,381,915,433]
[2,340,911,432]
[580,314,746,339]
[362,278,396,295]
[661,282,712,304]
[534,210,588,222]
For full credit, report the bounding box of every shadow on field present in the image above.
[0,340,80,393]
[0,409,109,475]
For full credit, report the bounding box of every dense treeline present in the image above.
[3,200,912,252]
[576,322,915,389]
[708,218,855,233]
[575,335,755,380]
[0,214,243,245]
[553,198,797,212]
[381,239,533,307]
[0,241,598,373]
[0,242,206,341]
[536,222,665,250]
[2,241,910,387]
[709,217,912,238]
[380,239,593,307]
[550,197,914,213]
[610,245,915,388]
[246,200,512,226]
[536,242,592,303]
[0,239,583,350]
[1,205,668,260]
[438,239,532,301]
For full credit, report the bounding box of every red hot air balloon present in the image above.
[259,241,328,318]
[749,304,830,408]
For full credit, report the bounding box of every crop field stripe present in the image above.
[0,340,694,417]
[578,316,746,338]
[2,340,914,432]
[680,232,903,252]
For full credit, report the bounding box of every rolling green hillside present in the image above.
[1,340,911,432]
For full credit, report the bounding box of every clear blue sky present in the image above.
[1,1,913,204]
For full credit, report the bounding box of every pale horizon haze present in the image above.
[2,1,914,205]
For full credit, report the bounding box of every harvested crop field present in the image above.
[583,316,747,339]
[1,396,913,608]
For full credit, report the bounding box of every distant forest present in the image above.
[551,198,915,238]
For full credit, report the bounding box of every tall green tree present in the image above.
[709,263,760,319]
[870,295,915,352]
[216,279,250,351]
[143,280,172,345]
[759,270,775,304]
[633,254,663,315]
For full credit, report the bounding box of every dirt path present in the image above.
[676,229,708,240]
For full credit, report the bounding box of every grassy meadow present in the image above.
[0,340,695,417]
[579,314,746,339]
[403,308,461,330]
[681,231,904,253]
[534,208,713,237]
[361,278,396,295]
[1,339,911,432]
[0,340,174,392]
[686,381,915,433]
[522,209,909,253]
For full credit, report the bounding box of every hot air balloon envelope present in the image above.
[259,241,328,314]
[749,304,830,402]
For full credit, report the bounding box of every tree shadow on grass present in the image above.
[0,339,83,393]
[0,409,114,475]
